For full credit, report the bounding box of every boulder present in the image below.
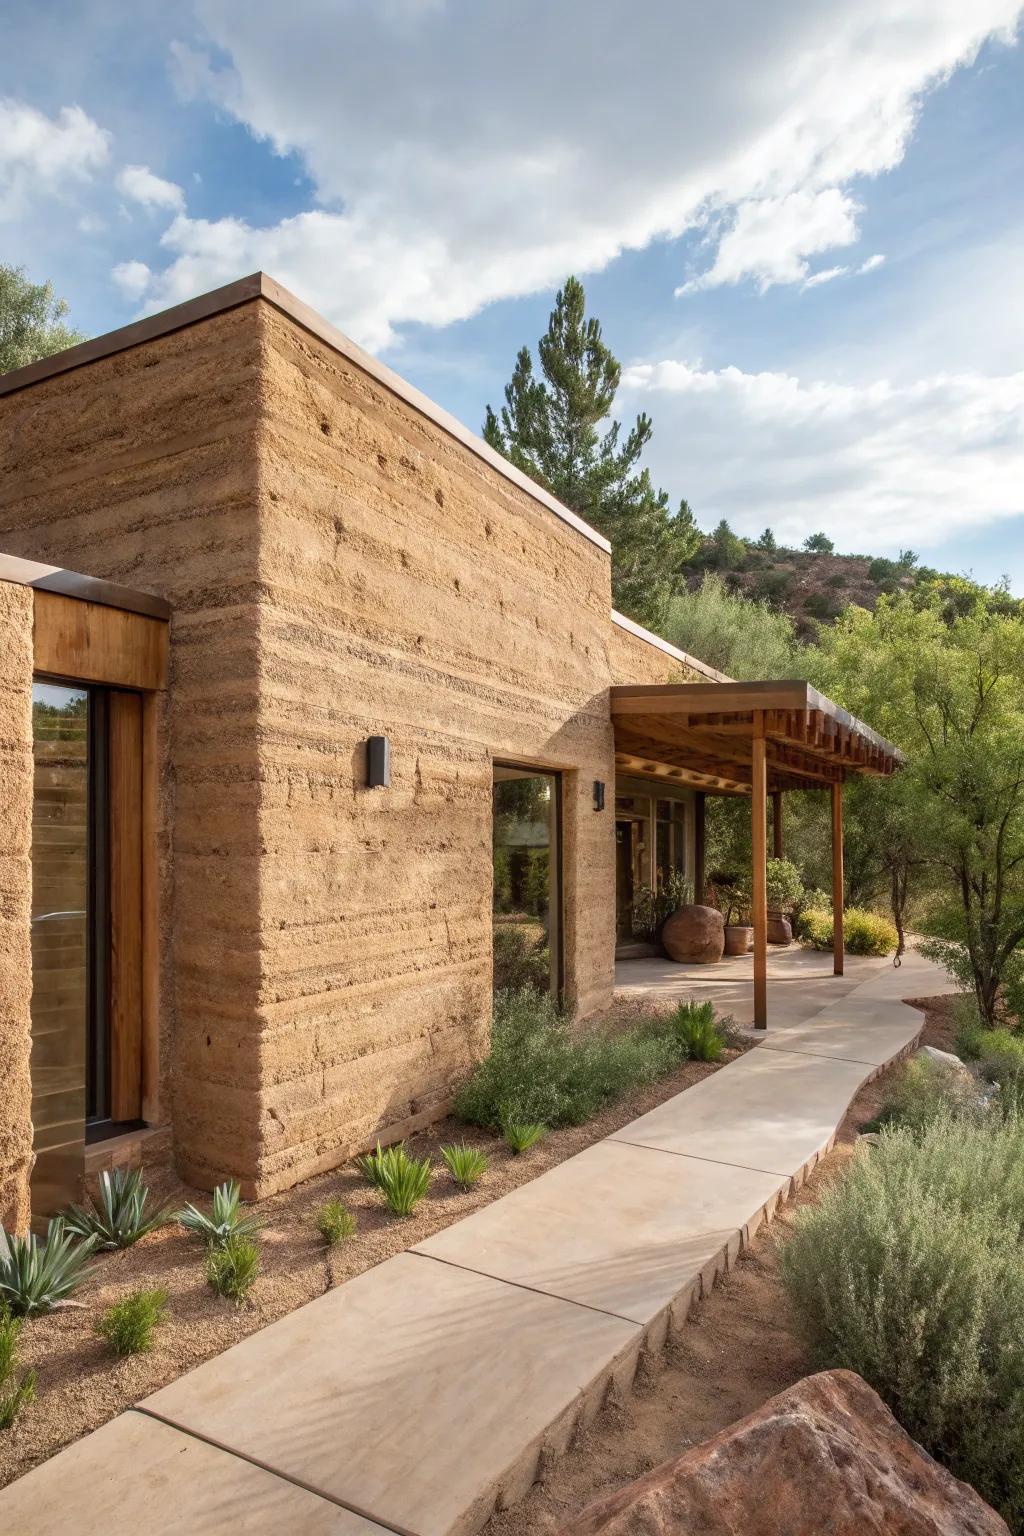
[562,1370,1007,1536]
[662,905,725,965]
[918,1044,971,1074]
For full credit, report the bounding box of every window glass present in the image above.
[493,766,560,996]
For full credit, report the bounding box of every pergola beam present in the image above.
[832,782,845,977]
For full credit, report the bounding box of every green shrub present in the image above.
[454,988,682,1132]
[492,924,550,994]
[440,1144,489,1188]
[671,1000,725,1062]
[179,1180,262,1248]
[952,995,987,1060]
[765,857,803,912]
[796,906,898,956]
[315,1199,356,1246]
[95,1287,168,1357]
[977,1029,1024,1115]
[779,1114,1024,1528]
[65,1168,172,1250]
[206,1234,260,1302]
[503,1121,546,1154]
[355,1142,406,1190]
[0,1219,97,1317]
[0,1303,35,1431]
[863,1055,986,1136]
[375,1147,432,1216]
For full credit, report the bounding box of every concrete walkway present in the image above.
[0,951,946,1536]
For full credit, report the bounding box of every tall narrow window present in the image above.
[30,681,145,1214]
[492,765,561,997]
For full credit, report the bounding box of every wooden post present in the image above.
[832,781,844,977]
[772,790,784,859]
[693,791,706,904]
[752,713,768,1029]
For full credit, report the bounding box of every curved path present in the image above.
[0,951,945,1536]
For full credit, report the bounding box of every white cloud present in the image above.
[112,259,152,298]
[0,99,110,220]
[803,266,850,290]
[679,190,861,294]
[858,253,886,274]
[116,163,185,211]
[119,0,1022,347]
[619,358,1024,550]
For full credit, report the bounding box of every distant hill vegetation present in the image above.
[684,521,1021,641]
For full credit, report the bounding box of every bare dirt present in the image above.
[483,995,953,1536]
[0,998,745,1489]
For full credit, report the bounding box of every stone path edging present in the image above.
[0,952,945,1536]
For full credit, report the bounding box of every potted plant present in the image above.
[720,880,753,955]
[765,857,803,945]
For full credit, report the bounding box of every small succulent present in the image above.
[0,1219,98,1317]
[65,1168,173,1250]
[206,1234,260,1302]
[370,1146,432,1216]
[354,1142,405,1190]
[315,1199,356,1246]
[179,1180,262,1248]
[95,1288,169,1357]
[440,1143,489,1189]
[503,1121,546,1155]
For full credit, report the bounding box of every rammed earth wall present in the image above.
[0,290,701,1199]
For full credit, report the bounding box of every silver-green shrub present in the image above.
[780,1113,1024,1527]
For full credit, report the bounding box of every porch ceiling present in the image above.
[611,680,903,795]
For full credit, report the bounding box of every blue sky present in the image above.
[3,1,1023,590]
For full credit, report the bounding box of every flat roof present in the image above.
[611,679,902,794]
[0,272,613,558]
[0,552,170,621]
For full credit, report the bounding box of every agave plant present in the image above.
[0,1219,98,1317]
[376,1148,432,1217]
[178,1180,262,1248]
[354,1142,405,1189]
[64,1168,173,1250]
[440,1143,489,1189]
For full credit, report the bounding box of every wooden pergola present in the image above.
[612,680,903,1029]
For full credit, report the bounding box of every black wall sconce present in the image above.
[367,735,391,788]
[593,779,606,811]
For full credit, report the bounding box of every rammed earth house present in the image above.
[0,275,899,1227]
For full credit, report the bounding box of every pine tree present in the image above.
[484,278,698,629]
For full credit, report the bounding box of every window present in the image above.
[30,681,144,1213]
[492,765,561,996]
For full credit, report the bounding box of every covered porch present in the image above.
[612,680,903,1029]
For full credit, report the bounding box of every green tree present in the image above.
[755,527,777,552]
[813,595,1024,1022]
[0,265,83,375]
[803,531,835,554]
[483,277,699,629]
[663,572,801,681]
[704,518,747,571]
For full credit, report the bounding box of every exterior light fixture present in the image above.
[367,735,391,788]
[593,779,606,811]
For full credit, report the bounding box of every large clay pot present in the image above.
[724,924,753,956]
[662,904,725,965]
[768,910,793,945]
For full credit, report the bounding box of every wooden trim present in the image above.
[141,694,161,1124]
[832,782,845,978]
[109,692,143,1121]
[752,712,768,1030]
[34,592,168,691]
[693,792,706,903]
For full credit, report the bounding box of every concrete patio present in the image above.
[0,950,946,1536]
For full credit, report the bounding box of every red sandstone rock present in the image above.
[563,1370,1008,1536]
[662,904,725,964]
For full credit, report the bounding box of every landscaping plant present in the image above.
[440,1144,489,1189]
[315,1199,356,1246]
[206,1234,260,1302]
[355,1141,406,1190]
[503,1121,546,1154]
[796,905,898,956]
[671,1000,725,1062]
[375,1148,432,1216]
[65,1168,172,1250]
[454,987,681,1132]
[779,1112,1024,1528]
[952,995,988,1060]
[179,1180,262,1247]
[95,1287,168,1357]
[0,1303,35,1431]
[0,1219,97,1317]
[863,1055,987,1136]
